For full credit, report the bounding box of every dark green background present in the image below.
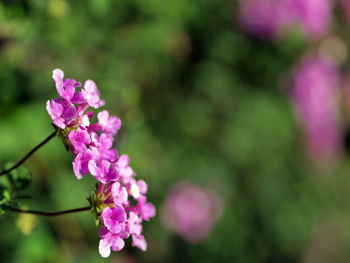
[1,1,350,262]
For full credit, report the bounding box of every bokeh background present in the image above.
[1,0,350,262]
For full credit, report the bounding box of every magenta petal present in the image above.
[68,128,91,153]
[112,182,128,206]
[102,207,127,233]
[52,68,64,83]
[99,238,111,258]
[111,237,125,252]
[70,91,85,104]
[82,80,105,108]
[132,234,147,251]
[46,99,64,128]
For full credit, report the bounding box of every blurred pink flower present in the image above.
[288,0,332,40]
[238,0,283,39]
[339,0,350,24]
[290,53,343,164]
[161,183,223,243]
[238,0,333,41]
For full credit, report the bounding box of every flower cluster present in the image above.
[92,179,155,257]
[46,69,155,257]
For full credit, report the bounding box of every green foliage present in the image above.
[0,185,11,214]
[0,163,32,215]
[0,1,350,263]
[6,164,32,192]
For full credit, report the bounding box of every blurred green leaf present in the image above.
[6,164,32,192]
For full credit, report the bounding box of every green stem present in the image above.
[0,131,57,176]
[5,205,91,216]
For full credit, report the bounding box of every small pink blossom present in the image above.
[131,233,147,251]
[97,110,122,135]
[117,154,136,181]
[132,196,156,221]
[290,53,343,164]
[88,159,119,184]
[111,182,128,206]
[46,98,76,129]
[68,128,91,154]
[82,80,105,109]
[72,151,93,179]
[52,68,82,103]
[102,206,127,234]
[99,226,127,258]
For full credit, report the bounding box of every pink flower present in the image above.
[72,151,93,179]
[132,196,156,221]
[117,154,136,182]
[68,128,91,154]
[238,0,282,39]
[93,179,156,257]
[290,53,343,164]
[127,212,147,251]
[238,0,332,41]
[89,132,118,163]
[340,0,350,25]
[99,226,127,258]
[46,98,76,129]
[161,183,223,243]
[52,68,83,103]
[47,69,155,257]
[131,233,147,251]
[88,159,119,184]
[111,182,128,206]
[82,80,105,109]
[102,206,127,233]
[286,0,332,40]
[97,110,122,135]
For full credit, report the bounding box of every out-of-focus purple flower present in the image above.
[290,53,343,164]
[288,0,332,40]
[238,0,283,39]
[161,183,223,243]
[340,0,350,24]
[238,0,333,41]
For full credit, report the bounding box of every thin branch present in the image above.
[0,131,57,176]
[5,205,91,216]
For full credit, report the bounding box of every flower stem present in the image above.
[5,205,91,216]
[0,131,57,176]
